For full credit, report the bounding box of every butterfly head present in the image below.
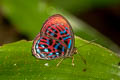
[73,47,77,54]
[69,47,77,56]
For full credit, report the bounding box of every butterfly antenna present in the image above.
[79,39,97,48]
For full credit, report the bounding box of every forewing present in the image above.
[41,14,75,57]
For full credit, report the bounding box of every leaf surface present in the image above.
[0,37,120,80]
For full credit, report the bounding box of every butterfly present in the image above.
[32,14,77,66]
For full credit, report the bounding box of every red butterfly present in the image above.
[32,14,77,66]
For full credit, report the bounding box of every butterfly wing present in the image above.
[32,14,75,60]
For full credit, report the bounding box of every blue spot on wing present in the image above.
[48,53,53,56]
[67,34,69,36]
[47,30,49,33]
[56,52,59,55]
[64,30,66,33]
[50,33,54,36]
[36,49,40,54]
[47,39,49,45]
[54,43,60,49]
[60,31,63,34]
[35,44,39,49]
[44,48,49,52]
[52,55,56,58]
[41,45,45,48]
[68,40,71,49]
[40,37,42,39]
[40,54,45,58]
[50,30,56,36]
[60,30,66,34]
[62,47,64,52]
[63,36,71,40]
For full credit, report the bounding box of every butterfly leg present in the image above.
[72,56,75,66]
[56,58,64,67]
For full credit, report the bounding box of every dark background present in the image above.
[0,0,120,49]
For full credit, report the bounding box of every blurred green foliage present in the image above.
[48,0,120,13]
[1,0,120,53]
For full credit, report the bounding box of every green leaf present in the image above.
[0,37,120,80]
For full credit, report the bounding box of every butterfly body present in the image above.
[32,14,75,60]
